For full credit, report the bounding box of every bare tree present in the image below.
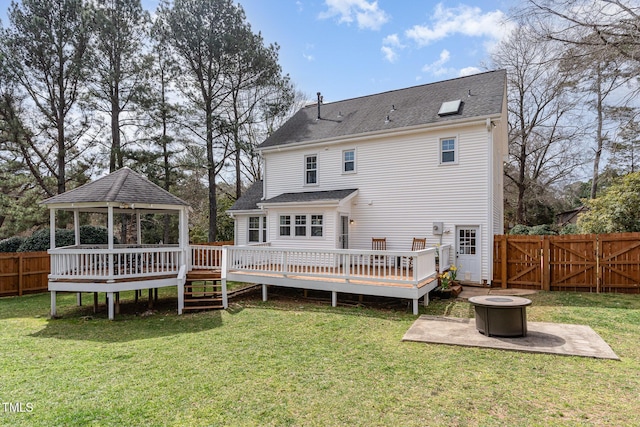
[524,0,640,86]
[492,24,587,224]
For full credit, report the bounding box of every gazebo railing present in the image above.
[49,245,183,281]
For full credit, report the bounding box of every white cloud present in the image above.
[459,66,482,77]
[319,0,390,31]
[383,34,402,47]
[421,49,452,75]
[381,46,398,63]
[405,3,515,46]
[303,53,315,62]
[381,33,405,63]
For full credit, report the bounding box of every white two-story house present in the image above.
[228,70,507,286]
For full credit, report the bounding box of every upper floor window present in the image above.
[343,149,355,173]
[440,137,457,164]
[305,155,317,184]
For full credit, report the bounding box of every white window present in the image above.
[248,216,267,243]
[295,215,307,236]
[305,155,317,184]
[279,215,291,236]
[311,215,323,237]
[343,149,355,173]
[262,216,267,242]
[278,214,323,238]
[440,137,457,164]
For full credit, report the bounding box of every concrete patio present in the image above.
[404,286,620,360]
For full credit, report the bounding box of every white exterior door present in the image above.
[456,226,481,283]
[339,216,349,249]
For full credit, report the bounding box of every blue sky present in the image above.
[235,0,518,102]
[1,0,518,102]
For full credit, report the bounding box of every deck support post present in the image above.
[148,289,153,309]
[262,284,268,301]
[221,278,228,309]
[93,293,98,313]
[178,282,184,315]
[50,291,57,317]
[107,292,114,320]
[332,291,337,307]
[76,292,82,306]
[424,293,430,307]
[412,298,419,315]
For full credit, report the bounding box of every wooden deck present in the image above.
[226,268,438,315]
[232,268,436,289]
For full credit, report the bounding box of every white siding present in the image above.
[235,215,249,245]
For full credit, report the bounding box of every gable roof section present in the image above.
[259,188,358,206]
[259,69,506,150]
[42,167,189,206]
[228,180,264,211]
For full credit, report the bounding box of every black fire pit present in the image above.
[468,295,532,337]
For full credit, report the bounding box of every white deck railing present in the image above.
[438,244,452,273]
[224,245,438,286]
[49,244,183,281]
[190,245,224,270]
[49,242,450,286]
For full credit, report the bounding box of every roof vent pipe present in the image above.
[317,92,323,119]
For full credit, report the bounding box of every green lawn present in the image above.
[1,289,639,426]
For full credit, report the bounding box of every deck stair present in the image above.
[184,269,223,311]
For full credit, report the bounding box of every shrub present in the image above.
[579,172,640,233]
[0,236,26,253]
[528,224,557,235]
[509,224,531,235]
[79,225,113,244]
[17,228,74,252]
[559,224,580,235]
[16,226,116,252]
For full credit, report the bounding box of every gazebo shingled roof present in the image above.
[42,167,188,207]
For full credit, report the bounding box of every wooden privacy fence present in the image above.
[493,233,640,293]
[0,252,50,296]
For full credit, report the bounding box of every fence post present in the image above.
[542,237,550,291]
[501,235,508,289]
[18,253,24,296]
[596,234,600,294]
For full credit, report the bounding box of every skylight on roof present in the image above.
[438,99,462,116]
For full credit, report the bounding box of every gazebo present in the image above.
[43,167,191,319]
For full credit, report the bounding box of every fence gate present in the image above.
[548,234,597,292]
[599,233,640,293]
[493,233,640,293]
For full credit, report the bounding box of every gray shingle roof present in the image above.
[42,167,189,206]
[259,70,506,149]
[228,180,264,211]
[260,188,358,205]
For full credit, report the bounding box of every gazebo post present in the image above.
[107,292,114,320]
[49,209,56,318]
[136,211,142,245]
[51,291,57,317]
[74,210,82,306]
[49,208,56,250]
[107,205,115,282]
